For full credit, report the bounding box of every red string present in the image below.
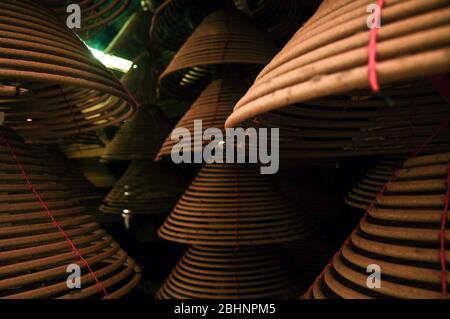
[441,162,449,299]
[0,128,111,299]
[368,0,384,92]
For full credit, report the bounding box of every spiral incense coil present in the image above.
[304,152,450,299]
[158,163,316,246]
[226,0,450,128]
[149,0,227,52]
[344,156,404,210]
[46,0,131,39]
[0,0,136,142]
[156,245,303,299]
[0,125,141,299]
[106,8,152,61]
[156,79,247,160]
[101,106,170,162]
[242,82,450,158]
[99,161,187,216]
[233,0,304,44]
[158,8,278,99]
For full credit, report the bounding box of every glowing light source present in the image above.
[87,46,133,73]
[122,209,130,214]
[26,118,33,122]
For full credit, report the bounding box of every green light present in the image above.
[87,46,133,73]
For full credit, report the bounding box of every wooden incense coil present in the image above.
[101,106,170,162]
[99,161,188,216]
[46,0,131,39]
[0,0,136,142]
[344,156,404,210]
[156,245,303,299]
[233,0,304,44]
[244,82,450,158]
[226,0,450,128]
[156,79,247,160]
[158,8,278,99]
[0,125,141,299]
[158,163,317,246]
[303,152,450,299]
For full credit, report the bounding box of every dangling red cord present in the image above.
[368,0,385,92]
[0,128,111,299]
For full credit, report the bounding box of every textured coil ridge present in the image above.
[245,82,450,158]
[101,106,170,162]
[99,161,187,216]
[158,8,278,99]
[233,0,304,43]
[156,245,303,299]
[303,152,450,299]
[0,0,136,142]
[344,156,404,210]
[46,0,131,38]
[158,163,317,246]
[226,0,450,127]
[0,126,141,299]
[156,79,247,160]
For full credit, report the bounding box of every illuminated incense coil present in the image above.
[99,161,187,216]
[0,0,136,142]
[158,8,277,99]
[156,79,247,160]
[0,126,141,299]
[101,106,170,161]
[46,0,131,39]
[156,245,303,299]
[158,163,316,246]
[303,152,450,299]
[239,82,450,158]
[226,0,450,128]
[344,156,404,210]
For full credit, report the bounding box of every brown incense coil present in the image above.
[226,0,450,128]
[158,163,316,246]
[106,8,152,61]
[0,0,136,142]
[46,0,131,39]
[303,152,450,299]
[59,132,106,159]
[0,125,141,299]
[99,161,188,216]
[149,0,227,52]
[282,240,338,285]
[158,8,278,99]
[101,106,170,162]
[156,79,247,160]
[344,156,404,210]
[242,82,450,158]
[156,245,303,299]
[233,0,304,43]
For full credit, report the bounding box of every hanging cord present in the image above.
[367,0,385,92]
[0,128,111,299]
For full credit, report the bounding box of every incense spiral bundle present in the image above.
[0,0,136,143]
[158,8,277,99]
[156,79,247,160]
[158,163,317,246]
[0,126,141,299]
[304,152,450,299]
[156,245,303,299]
[226,0,450,128]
